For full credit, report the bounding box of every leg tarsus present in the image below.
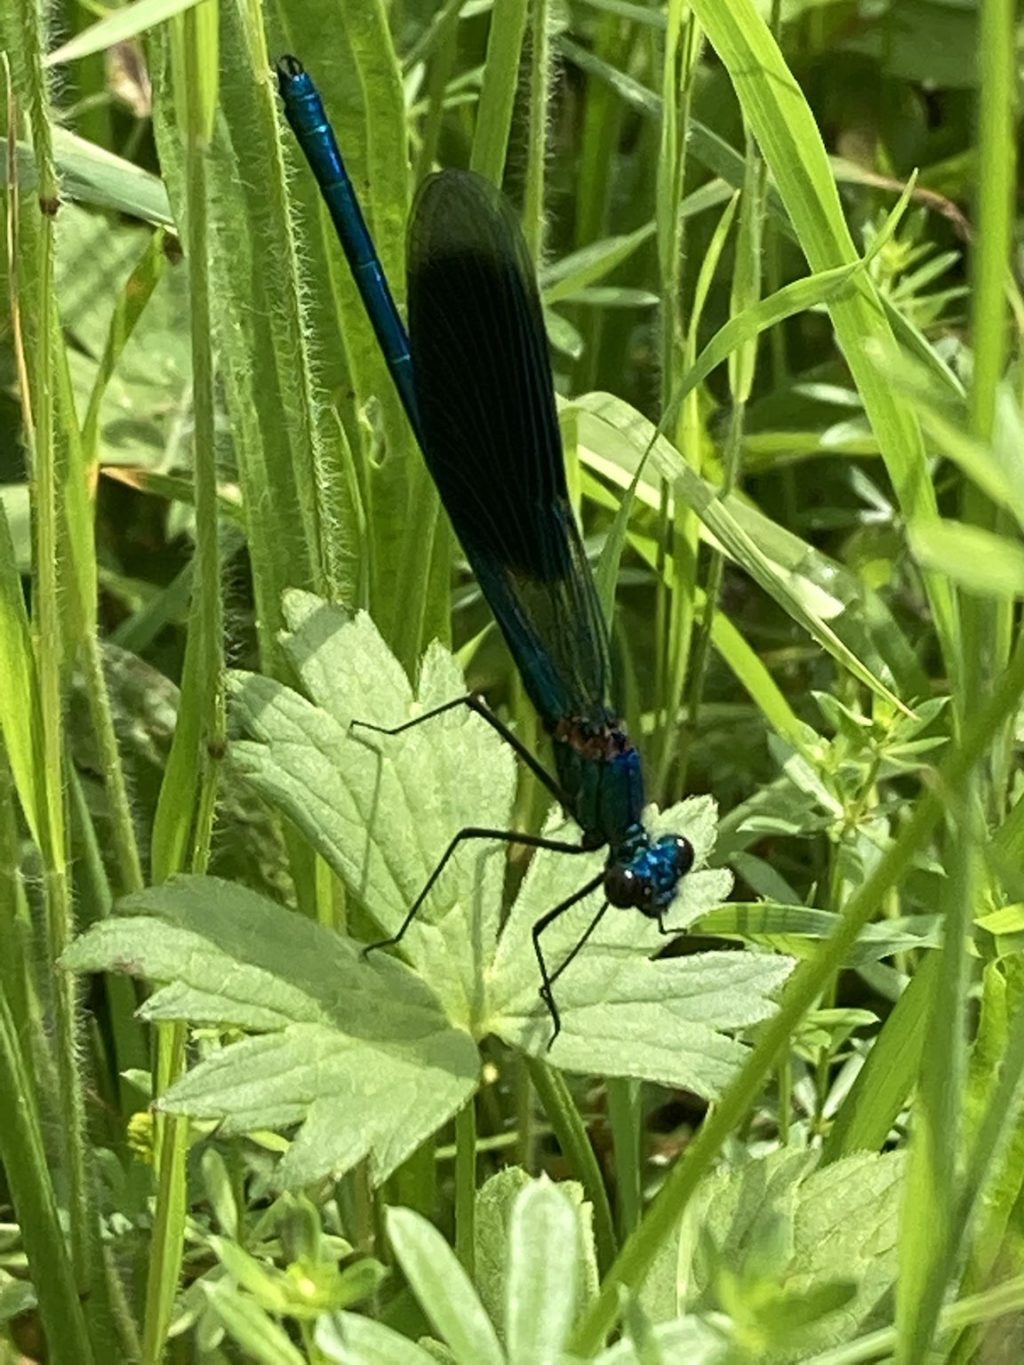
[531,872,607,1048]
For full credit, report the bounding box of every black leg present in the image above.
[351,693,567,806]
[364,826,590,956]
[531,871,607,1047]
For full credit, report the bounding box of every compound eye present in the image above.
[605,864,651,909]
[671,835,695,878]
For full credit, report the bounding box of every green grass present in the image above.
[2,0,1024,1361]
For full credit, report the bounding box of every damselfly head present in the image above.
[604,834,694,912]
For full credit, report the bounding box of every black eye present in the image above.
[671,836,695,878]
[605,864,651,909]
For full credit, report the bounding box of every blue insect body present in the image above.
[406,170,694,923]
[276,55,421,438]
[277,58,694,1040]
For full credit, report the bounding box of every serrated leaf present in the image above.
[231,600,793,1093]
[67,603,792,1163]
[487,800,791,1089]
[229,595,516,1030]
[689,1149,904,1361]
[62,876,478,1188]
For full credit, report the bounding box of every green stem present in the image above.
[804,1274,1024,1365]
[9,0,94,1296]
[0,991,94,1365]
[454,1098,477,1276]
[526,1058,617,1275]
[522,0,550,260]
[470,0,529,183]
[515,1055,536,1172]
[142,1024,190,1365]
[414,0,463,181]
[606,1079,642,1240]
[143,10,224,1356]
[79,632,144,895]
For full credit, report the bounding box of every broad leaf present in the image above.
[66,599,793,1173]
[687,1149,904,1361]
[62,876,478,1188]
[231,595,792,1088]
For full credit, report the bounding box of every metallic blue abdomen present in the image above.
[551,717,644,849]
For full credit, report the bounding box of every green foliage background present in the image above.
[2,0,1024,1362]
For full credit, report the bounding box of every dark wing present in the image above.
[407,169,611,727]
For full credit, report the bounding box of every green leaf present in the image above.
[386,1207,504,1365]
[70,603,791,1132]
[227,596,517,1028]
[46,0,205,66]
[910,520,1024,598]
[689,1149,904,1360]
[476,1169,600,1348]
[0,1277,36,1327]
[594,1314,733,1364]
[317,1311,439,1365]
[0,498,43,847]
[487,804,790,1088]
[541,221,656,304]
[4,130,175,226]
[62,875,478,1188]
[230,597,792,1094]
[684,0,960,683]
[200,1279,306,1365]
[56,205,192,474]
[475,1168,534,1338]
[505,1181,581,1360]
[694,903,943,965]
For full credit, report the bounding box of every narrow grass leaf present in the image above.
[910,521,1024,598]
[542,221,656,303]
[3,130,176,225]
[46,0,205,67]
[690,0,959,677]
[0,504,42,846]
[575,395,914,709]
[695,904,942,965]
[470,0,529,183]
